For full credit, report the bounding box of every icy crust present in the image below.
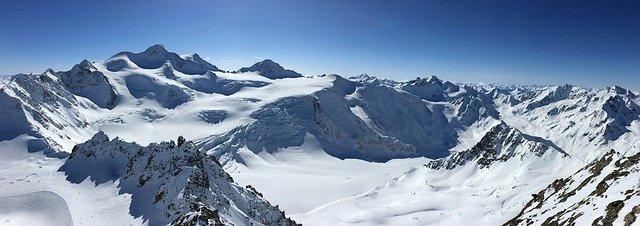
[238,59,302,79]
[60,132,298,226]
[105,44,222,75]
[54,60,119,109]
[506,150,640,226]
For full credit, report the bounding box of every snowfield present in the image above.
[0,44,639,225]
[0,191,73,226]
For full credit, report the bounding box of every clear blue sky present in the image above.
[1,0,639,89]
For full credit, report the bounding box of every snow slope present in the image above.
[0,191,73,226]
[1,45,639,226]
[506,149,640,226]
[0,135,143,226]
[298,122,578,225]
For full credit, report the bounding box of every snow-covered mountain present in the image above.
[238,59,302,79]
[106,44,223,75]
[60,132,297,225]
[1,44,639,226]
[425,122,568,170]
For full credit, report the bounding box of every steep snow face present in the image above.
[347,84,457,157]
[105,44,222,75]
[238,59,302,79]
[60,132,297,226]
[54,60,119,109]
[0,72,91,151]
[506,150,640,226]
[198,80,420,162]
[197,74,475,162]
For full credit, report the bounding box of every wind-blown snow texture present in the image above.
[1,44,639,226]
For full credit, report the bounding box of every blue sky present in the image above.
[1,0,639,89]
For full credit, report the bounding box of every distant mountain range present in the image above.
[0,44,638,226]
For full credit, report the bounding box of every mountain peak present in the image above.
[70,59,97,73]
[142,44,169,56]
[252,59,283,69]
[79,59,92,66]
[238,59,302,79]
[260,59,276,64]
[44,68,55,75]
[105,44,222,74]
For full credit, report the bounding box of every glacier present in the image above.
[0,44,639,226]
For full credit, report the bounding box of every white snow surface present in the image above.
[1,45,639,225]
[0,191,73,226]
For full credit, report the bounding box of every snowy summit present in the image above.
[0,44,639,226]
[238,59,303,79]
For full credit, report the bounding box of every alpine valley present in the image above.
[1,45,639,226]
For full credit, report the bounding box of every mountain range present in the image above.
[0,44,638,226]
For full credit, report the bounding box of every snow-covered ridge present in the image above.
[60,132,298,225]
[105,44,223,75]
[426,122,568,170]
